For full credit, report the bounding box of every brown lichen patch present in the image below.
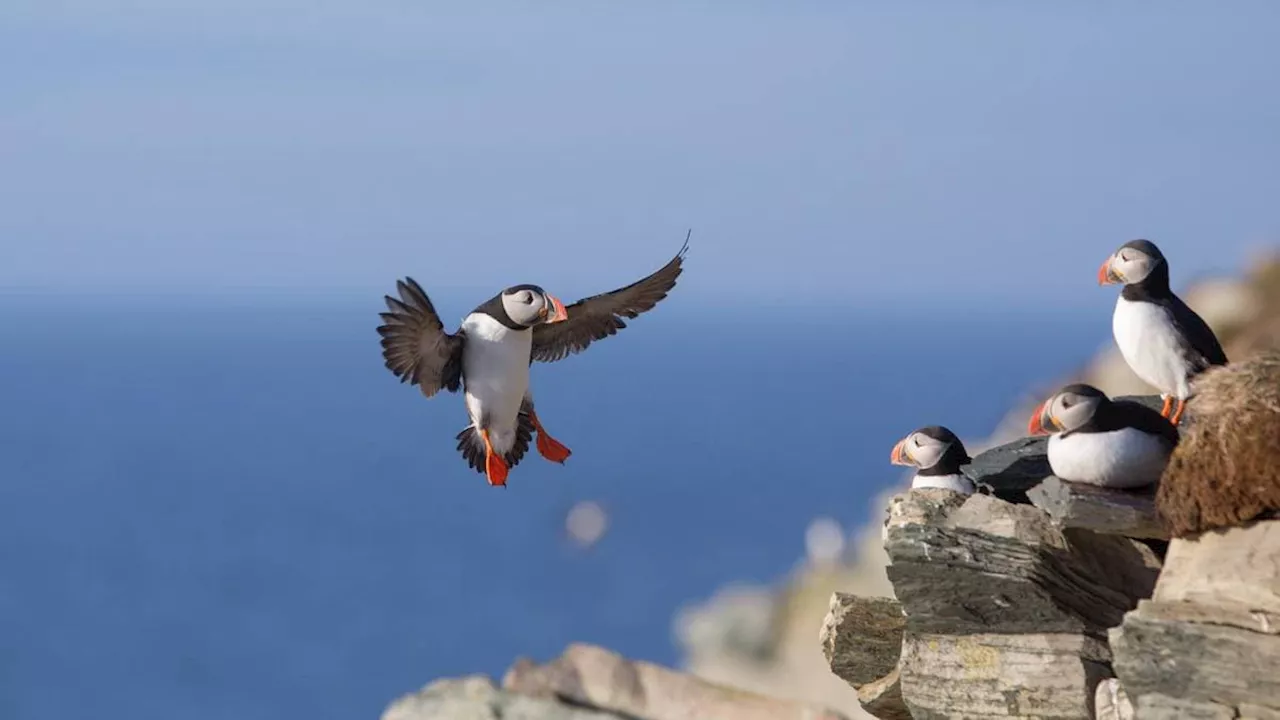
[1157,351,1280,537]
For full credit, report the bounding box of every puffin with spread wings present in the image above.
[378,238,688,487]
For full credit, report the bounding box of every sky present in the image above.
[3,1,1279,311]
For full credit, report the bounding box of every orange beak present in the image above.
[543,294,568,323]
[1027,400,1058,436]
[890,438,913,466]
[1098,257,1120,285]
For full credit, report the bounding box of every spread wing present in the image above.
[1169,295,1228,371]
[377,277,464,397]
[530,238,688,363]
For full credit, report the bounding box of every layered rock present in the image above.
[1109,519,1280,718]
[882,489,1160,718]
[822,423,1176,720]
[384,643,850,720]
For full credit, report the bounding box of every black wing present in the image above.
[377,277,464,397]
[530,237,688,363]
[1168,295,1228,372]
[1111,400,1180,448]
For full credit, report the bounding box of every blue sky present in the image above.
[3,1,1279,310]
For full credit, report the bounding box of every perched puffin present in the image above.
[1028,383,1178,489]
[378,239,687,487]
[889,426,975,494]
[1099,239,1228,425]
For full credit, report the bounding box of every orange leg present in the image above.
[480,428,509,486]
[1170,398,1187,426]
[1159,395,1173,418]
[528,410,572,464]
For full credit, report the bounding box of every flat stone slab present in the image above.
[1027,475,1168,539]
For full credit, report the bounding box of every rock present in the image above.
[854,669,909,720]
[880,490,1161,718]
[381,675,627,720]
[819,594,903,688]
[897,632,1112,719]
[1026,475,1168,539]
[1111,520,1280,717]
[819,594,908,720]
[1094,678,1135,720]
[962,435,1049,504]
[886,491,1160,636]
[502,643,850,720]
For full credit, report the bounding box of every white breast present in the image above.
[460,313,532,454]
[1112,297,1192,399]
[910,474,975,494]
[1046,428,1171,489]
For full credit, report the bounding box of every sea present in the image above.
[0,300,1105,720]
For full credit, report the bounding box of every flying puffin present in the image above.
[1027,383,1178,489]
[1098,239,1228,425]
[377,239,687,487]
[889,426,975,494]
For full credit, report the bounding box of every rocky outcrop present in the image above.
[384,643,850,720]
[820,354,1280,718]
[1110,520,1280,718]
[874,487,1160,719]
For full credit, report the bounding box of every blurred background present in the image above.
[2,2,1279,719]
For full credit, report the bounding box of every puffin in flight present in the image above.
[1098,239,1228,425]
[889,426,975,494]
[377,239,687,487]
[1028,383,1178,488]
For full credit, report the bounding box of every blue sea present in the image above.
[0,301,1104,720]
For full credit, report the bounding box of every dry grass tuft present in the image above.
[1157,351,1280,537]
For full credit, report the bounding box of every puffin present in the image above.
[1098,239,1228,425]
[1027,383,1178,489]
[377,238,688,487]
[889,426,975,494]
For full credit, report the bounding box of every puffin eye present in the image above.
[913,436,922,446]
[521,292,534,304]
[1061,397,1074,408]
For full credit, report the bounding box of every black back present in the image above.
[1068,397,1180,448]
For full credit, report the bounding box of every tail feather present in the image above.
[455,414,535,474]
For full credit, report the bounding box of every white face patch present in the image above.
[1049,393,1101,433]
[909,433,950,470]
[501,290,548,327]
[1111,248,1157,285]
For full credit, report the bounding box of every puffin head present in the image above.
[890,425,971,471]
[500,284,569,328]
[1099,239,1166,286]
[1028,383,1108,435]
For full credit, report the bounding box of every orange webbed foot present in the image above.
[536,432,572,464]
[1170,399,1186,426]
[529,410,572,464]
[1159,395,1173,418]
[480,429,510,486]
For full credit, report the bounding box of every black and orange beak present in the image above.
[890,438,913,466]
[1027,400,1060,436]
[1098,257,1122,285]
[540,294,569,323]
